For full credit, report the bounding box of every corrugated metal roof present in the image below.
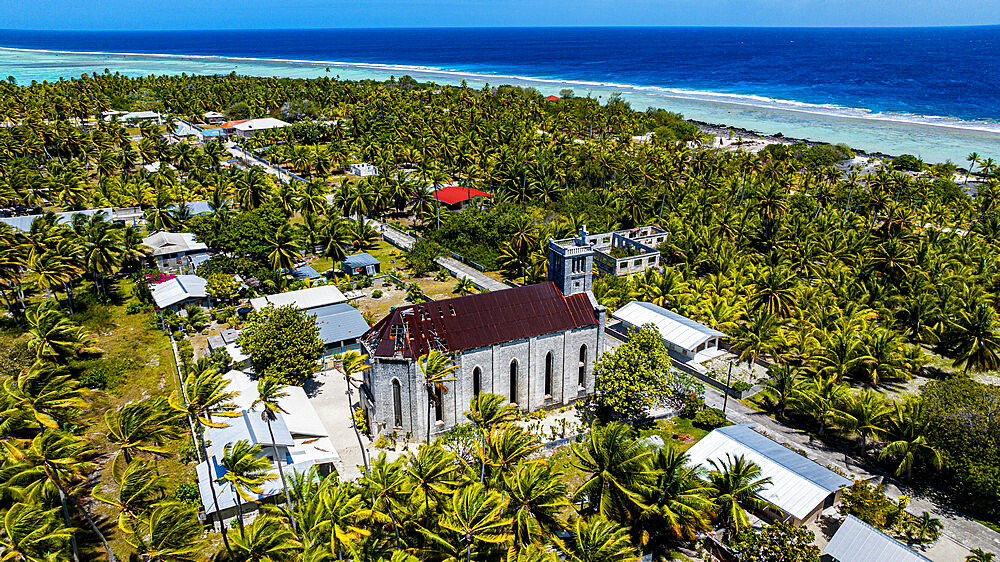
[309,303,370,345]
[612,300,725,351]
[684,424,850,521]
[142,231,208,256]
[222,370,329,438]
[364,282,598,359]
[197,457,319,515]
[343,252,381,268]
[249,285,346,311]
[292,264,322,280]
[150,275,208,308]
[206,410,295,449]
[825,515,931,562]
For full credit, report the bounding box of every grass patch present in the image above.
[635,416,711,453]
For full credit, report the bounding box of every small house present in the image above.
[142,231,209,272]
[342,253,381,276]
[203,111,226,125]
[121,111,162,124]
[150,275,208,311]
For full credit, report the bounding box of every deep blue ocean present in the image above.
[0,27,997,122]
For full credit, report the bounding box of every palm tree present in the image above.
[24,305,100,364]
[406,443,461,515]
[503,462,569,551]
[571,422,655,523]
[639,447,713,545]
[840,388,892,449]
[1,432,116,562]
[951,301,1000,373]
[793,375,850,435]
[0,363,87,432]
[557,517,638,562]
[0,502,72,562]
[903,511,943,544]
[966,548,997,562]
[218,439,277,537]
[104,397,180,466]
[251,378,297,529]
[229,514,302,561]
[266,224,303,276]
[706,453,773,536]
[880,398,942,481]
[761,364,805,416]
[337,350,372,471]
[318,479,372,560]
[437,483,512,562]
[417,350,458,444]
[93,459,166,531]
[121,502,209,562]
[453,277,475,296]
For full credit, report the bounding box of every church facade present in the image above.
[359,228,606,439]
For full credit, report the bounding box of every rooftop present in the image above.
[0,208,112,232]
[206,410,295,450]
[684,424,851,521]
[249,284,347,311]
[150,275,208,308]
[824,515,932,562]
[309,303,371,346]
[431,185,493,206]
[363,282,598,359]
[142,231,208,256]
[232,117,290,131]
[343,252,381,269]
[612,300,725,351]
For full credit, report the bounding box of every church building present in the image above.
[359,228,606,439]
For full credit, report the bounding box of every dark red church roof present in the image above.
[544,95,560,101]
[362,283,598,359]
[431,185,493,206]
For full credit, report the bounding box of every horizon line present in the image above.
[2,24,1000,32]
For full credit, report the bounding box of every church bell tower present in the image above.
[548,226,594,297]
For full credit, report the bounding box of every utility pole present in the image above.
[723,360,733,413]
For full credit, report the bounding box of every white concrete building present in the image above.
[229,117,290,138]
[350,163,379,177]
[149,274,208,311]
[203,111,226,124]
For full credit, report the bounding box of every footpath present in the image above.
[703,388,1000,559]
[366,218,510,293]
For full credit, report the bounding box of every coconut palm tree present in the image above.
[229,514,302,562]
[453,277,475,296]
[217,439,277,538]
[417,350,458,445]
[503,462,569,551]
[706,454,773,537]
[1,432,116,562]
[880,397,942,481]
[337,350,372,471]
[266,224,303,275]
[405,443,461,515]
[0,502,72,562]
[966,548,997,562]
[571,422,655,523]
[557,517,638,562]
[0,363,87,432]
[761,364,805,416]
[839,388,893,449]
[638,447,713,545]
[104,396,181,465]
[121,502,209,562]
[24,305,100,364]
[437,483,511,562]
[951,300,1000,373]
[251,378,297,529]
[92,459,166,531]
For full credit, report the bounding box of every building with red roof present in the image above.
[545,95,561,101]
[359,231,607,441]
[431,185,493,210]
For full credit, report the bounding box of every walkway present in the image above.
[703,388,1000,560]
[224,142,300,184]
[366,218,512,293]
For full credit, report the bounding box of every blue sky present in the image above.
[4,0,999,29]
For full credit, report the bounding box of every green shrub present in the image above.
[730,381,752,393]
[125,301,146,314]
[74,358,134,391]
[680,393,705,418]
[172,482,201,508]
[693,407,727,429]
[353,406,369,435]
[371,289,383,299]
[892,154,923,171]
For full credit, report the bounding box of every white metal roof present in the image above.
[150,275,208,308]
[222,370,329,438]
[825,515,931,562]
[122,111,160,120]
[142,231,208,256]
[612,300,725,352]
[197,457,323,515]
[232,117,290,131]
[249,284,347,311]
[684,424,850,521]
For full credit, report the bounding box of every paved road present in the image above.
[224,142,299,183]
[703,388,1000,559]
[307,365,369,481]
